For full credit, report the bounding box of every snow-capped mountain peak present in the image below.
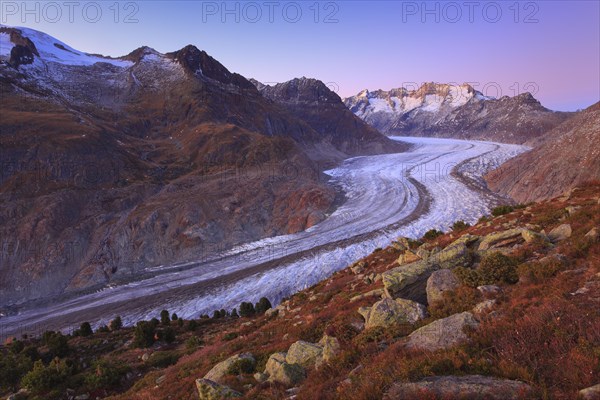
[0,25,131,68]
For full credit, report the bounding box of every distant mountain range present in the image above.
[344,83,572,143]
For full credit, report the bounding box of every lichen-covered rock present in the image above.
[548,224,572,242]
[204,353,255,383]
[478,229,525,251]
[477,285,502,297]
[473,299,496,314]
[350,288,384,302]
[450,234,480,246]
[196,379,242,399]
[406,312,479,351]
[579,383,600,400]
[382,260,433,299]
[351,261,367,274]
[265,352,305,386]
[521,229,548,243]
[430,241,473,269]
[286,341,323,368]
[383,375,535,400]
[359,298,426,329]
[426,269,461,304]
[585,227,599,242]
[318,335,340,363]
[398,250,421,265]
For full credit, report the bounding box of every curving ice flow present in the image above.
[0,137,528,338]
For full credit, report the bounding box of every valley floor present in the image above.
[0,137,527,340]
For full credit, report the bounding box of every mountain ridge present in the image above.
[344,82,573,144]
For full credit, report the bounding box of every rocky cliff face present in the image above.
[344,83,572,144]
[485,102,600,203]
[0,27,396,307]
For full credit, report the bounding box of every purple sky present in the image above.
[2,1,599,110]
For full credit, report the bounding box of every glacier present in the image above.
[0,137,528,338]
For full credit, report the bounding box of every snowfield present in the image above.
[0,137,528,338]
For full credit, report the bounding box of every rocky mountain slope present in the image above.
[486,102,600,203]
[2,183,599,400]
[344,82,572,143]
[0,26,403,308]
[252,78,403,164]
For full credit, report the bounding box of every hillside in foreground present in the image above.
[2,183,599,400]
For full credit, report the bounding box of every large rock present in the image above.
[196,379,242,399]
[359,298,427,329]
[318,335,340,363]
[382,260,434,300]
[426,269,461,304]
[521,229,548,243]
[406,312,479,351]
[383,375,535,400]
[478,229,525,251]
[204,353,255,383]
[579,383,600,400]
[383,240,472,302]
[548,224,572,242]
[429,241,473,269]
[265,352,305,386]
[286,341,323,369]
[397,250,421,265]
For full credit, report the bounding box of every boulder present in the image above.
[383,375,535,400]
[204,353,255,383]
[392,237,411,251]
[360,298,427,329]
[253,372,268,383]
[318,335,340,363]
[350,288,384,302]
[382,260,433,300]
[477,285,502,297]
[265,352,305,386]
[450,234,480,246]
[478,229,525,251]
[585,227,599,242]
[398,250,421,265]
[286,341,323,368]
[579,383,600,400]
[473,299,496,314]
[521,229,549,243]
[383,240,472,302]
[430,241,473,269]
[195,379,242,399]
[406,312,479,351]
[548,224,572,242]
[426,269,461,304]
[350,261,367,275]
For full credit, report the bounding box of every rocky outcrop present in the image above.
[384,375,535,400]
[358,298,427,329]
[318,335,340,363]
[203,353,255,383]
[383,237,475,302]
[264,352,306,386]
[426,269,461,304]
[195,379,241,399]
[406,312,479,351]
[286,341,323,369]
[548,224,572,242]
